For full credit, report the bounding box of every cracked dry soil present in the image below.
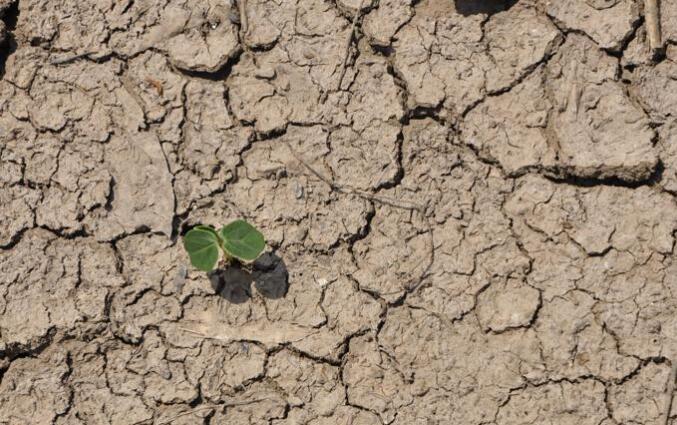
[1,0,677,423]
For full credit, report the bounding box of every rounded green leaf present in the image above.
[183,226,220,272]
[219,220,265,262]
[194,224,218,236]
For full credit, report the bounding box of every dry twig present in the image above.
[320,0,366,103]
[645,0,662,50]
[237,0,249,42]
[335,0,366,92]
[157,406,216,425]
[283,141,424,212]
[663,359,677,425]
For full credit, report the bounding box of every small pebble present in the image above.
[293,182,304,199]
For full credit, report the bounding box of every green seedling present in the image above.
[183,220,265,272]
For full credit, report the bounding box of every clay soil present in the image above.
[1,0,677,423]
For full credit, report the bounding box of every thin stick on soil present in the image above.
[157,406,216,425]
[178,327,232,342]
[336,0,366,91]
[178,325,322,344]
[158,398,269,425]
[320,0,366,103]
[157,399,273,425]
[663,359,677,425]
[49,51,95,65]
[645,0,662,50]
[237,0,248,42]
[283,141,424,212]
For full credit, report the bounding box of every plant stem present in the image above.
[645,0,662,50]
[214,233,232,266]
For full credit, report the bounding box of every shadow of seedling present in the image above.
[208,252,289,304]
[454,0,519,16]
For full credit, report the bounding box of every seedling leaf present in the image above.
[194,224,218,236]
[219,220,265,262]
[183,226,220,272]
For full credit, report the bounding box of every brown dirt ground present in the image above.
[1,0,677,423]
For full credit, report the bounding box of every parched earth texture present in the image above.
[1,0,677,423]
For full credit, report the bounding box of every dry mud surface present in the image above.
[1,0,677,423]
